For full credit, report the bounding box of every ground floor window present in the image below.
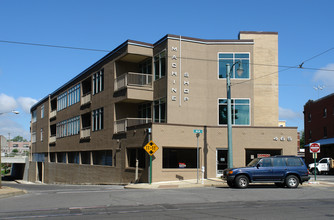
[92,150,112,166]
[81,151,91,165]
[127,148,146,168]
[68,152,80,164]
[163,148,197,169]
[57,152,67,163]
[49,152,56,162]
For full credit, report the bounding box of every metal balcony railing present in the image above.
[114,72,152,91]
[114,118,152,133]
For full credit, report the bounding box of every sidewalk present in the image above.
[0,186,26,199]
[125,178,227,189]
[125,178,334,189]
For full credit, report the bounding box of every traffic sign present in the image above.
[144,141,159,156]
[193,129,203,134]
[310,143,320,153]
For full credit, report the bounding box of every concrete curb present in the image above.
[0,186,27,199]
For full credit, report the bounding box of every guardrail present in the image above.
[114,72,152,91]
[114,118,152,133]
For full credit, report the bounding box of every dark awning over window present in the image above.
[305,137,334,147]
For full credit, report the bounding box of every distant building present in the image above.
[278,121,286,127]
[0,135,7,157]
[30,32,298,184]
[304,93,334,164]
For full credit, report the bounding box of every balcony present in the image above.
[49,110,57,119]
[49,135,56,144]
[114,118,152,133]
[114,72,153,102]
[80,127,91,139]
[81,93,91,106]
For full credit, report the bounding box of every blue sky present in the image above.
[0,0,333,140]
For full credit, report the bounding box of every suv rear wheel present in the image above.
[285,175,299,188]
[235,175,249,188]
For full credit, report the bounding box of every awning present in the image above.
[305,137,334,147]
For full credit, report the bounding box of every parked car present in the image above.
[222,156,310,188]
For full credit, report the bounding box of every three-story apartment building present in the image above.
[29,31,298,184]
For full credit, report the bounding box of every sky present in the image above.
[0,0,333,140]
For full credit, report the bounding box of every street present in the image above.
[1,180,334,219]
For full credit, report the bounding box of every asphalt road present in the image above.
[1,181,334,219]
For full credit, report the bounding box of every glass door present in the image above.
[216,149,228,177]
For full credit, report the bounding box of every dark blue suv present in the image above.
[222,156,310,188]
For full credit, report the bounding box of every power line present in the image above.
[0,40,111,53]
[1,39,334,73]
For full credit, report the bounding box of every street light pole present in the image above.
[226,62,243,169]
[0,110,19,188]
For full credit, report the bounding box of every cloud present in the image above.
[313,63,334,86]
[279,107,303,120]
[0,118,30,141]
[17,97,38,113]
[0,93,17,113]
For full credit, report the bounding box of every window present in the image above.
[273,158,286,167]
[286,157,303,166]
[56,116,80,138]
[127,148,146,168]
[68,84,81,106]
[32,132,36,143]
[163,148,197,168]
[324,127,327,137]
[308,113,311,122]
[57,91,67,111]
[92,108,103,131]
[50,152,56,162]
[93,69,104,95]
[57,152,67,163]
[40,128,43,142]
[81,151,91,165]
[139,59,152,74]
[68,152,80,164]
[41,105,44,119]
[154,51,166,80]
[32,110,37,123]
[154,98,166,123]
[138,103,151,119]
[309,130,312,140]
[259,158,272,167]
[323,108,327,118]
[92,150,112,166]
[219,99,250,125]
[218,53,250,79]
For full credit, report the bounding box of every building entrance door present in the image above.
[216,149,228,177]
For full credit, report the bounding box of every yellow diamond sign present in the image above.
[144,141,159,156]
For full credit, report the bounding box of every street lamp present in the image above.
[0,110,19,115]
[0,110,19,188]
[226,61,243,168]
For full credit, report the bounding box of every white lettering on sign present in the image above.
[172,47,177,51]
[172,96,176,101]
[171,71,177,76]
[184,97,189,101]
[172,55,177,60]
[172,63,177,68]
[172,88,177,93]
[173,80,176,84]
[184,81,189,86]
[184,72,189,78]
[184,89,189,94]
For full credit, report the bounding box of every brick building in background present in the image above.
[304,93,334,165]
